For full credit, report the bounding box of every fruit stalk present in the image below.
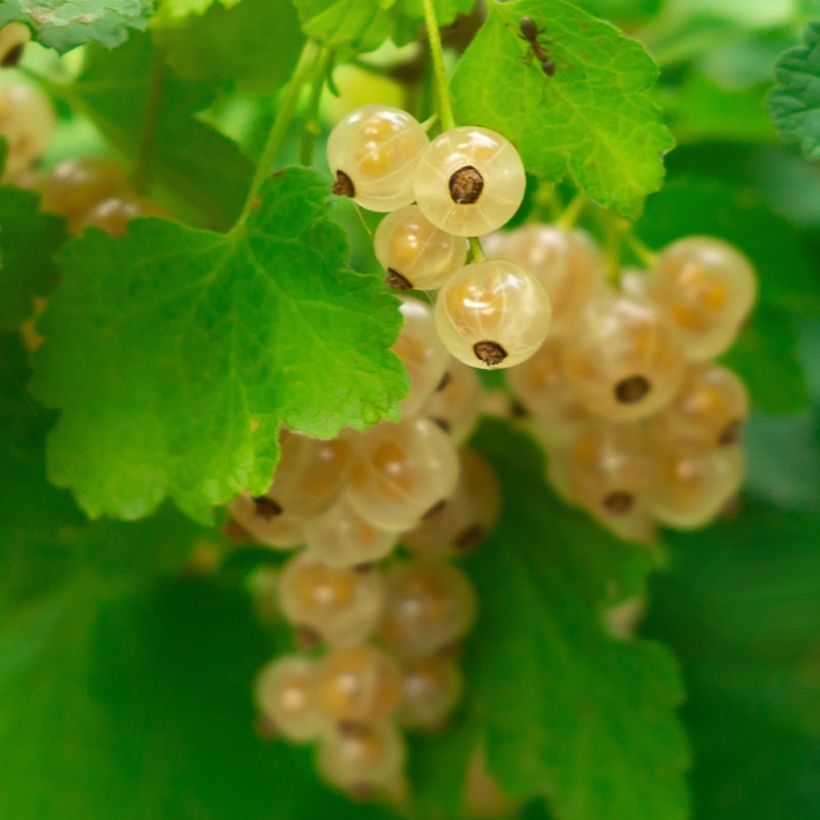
[421,0,456,131]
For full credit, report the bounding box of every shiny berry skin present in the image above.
[650,364,748,453]
[77,196,164,237]
[278,552,385,647]
[489,225,605,333]
[422,360,482,444]
[647,236,756,361]
[561,292,685,422]
[392,297,450,418]
[326,104,428,212]
[227,493,304,549]
[374,205,468,291]
[347,417,460,532]
[397,656,464,731]
[0,80,55,176]
[254,655,323,742]
[40,158,127,228]
[414,126,526,236]
[435,260,552,370]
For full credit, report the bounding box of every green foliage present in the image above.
[153,0,243,24]
[155,0,306,92]
[411,421,689,820]
[452,0,673,218]
[769,22,820,159]
[30,168,405,522]
[0,186,66,330]
[60,33,253,229]
[0,0,151,52]
[293,0,396,51]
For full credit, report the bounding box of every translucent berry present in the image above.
[392,297,450,418]
[316,644,402,726]
[403,448,500,558]
[279,552,385,647]
[304,496,397,569]
[254,656,323,742]
[648,236,756,360]
[506,336,590,444]
[40,158,128,227]
[317,722,405,795]
[561,292,685,422]
[651,364,748,452]
[397,656,463,730]
[435,260,552,370]
[326,104,428,212]
[227,493,304,549]
[374,205,468,291]
[0,23,30,68]
[489,225,605,333]
[422,360,482,444]
[347,417,460,532]
[380,562,477,659]
[414,126,526,236]
[0,80,55,176]
[78,196,164,237]
[651,445,744,530]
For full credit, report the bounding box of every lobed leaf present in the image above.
[292,0,397,51]
[769,22,820,160]
[451,0,673,218]
[0,0,151,52]
[30,167,405,522]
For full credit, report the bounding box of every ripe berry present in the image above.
[347,417,460,532]
[651,445,744,530]
[278,552,385,648]
[650,363,748,452]
[435,260,552,370]
[316,644,402,726]
[421,360,482,444]
[227,493,304,549]
[254,656,323,742]
[561,292,685,422]
[489,225,604,333]
[326,104,428,212]
[0,23,31,67]
[414,126,526,236]
[303,496,397,569]
[380,562,477,659]
[374,205,468,291]
[39,158,127,228]
[392,297,450,418]
[78,196,164,237]
[0,80,55,177]
[403,448,500,558]
[397,656,464,731]
[647,236,756,361]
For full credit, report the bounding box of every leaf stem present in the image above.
[421,0,455,131]
[235,40,320,230]
[300,46,333,166]
[133,50,167,196]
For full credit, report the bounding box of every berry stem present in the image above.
[623,230,658,269]
[421,0,456,131]
[469,236,485,262]
[300,46,333,166]
[235,39,320,230]
[556,191,586,230]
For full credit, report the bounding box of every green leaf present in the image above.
[411,420,689,820]
[155,0,306,93]
[769,22,820,159]
[31,167,405,522]
[401,0,477,26]
[62,33,253,229]
[0,0,151,52]
[0,186,67,330]
[293,0,397,51]
[152,0,243,24]
[451,0,673,219]
[645,499,820,820]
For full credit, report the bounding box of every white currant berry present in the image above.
[397,656,464,731]
[254,655,324,742]
[422,360,482,444]
[346,417,460,532]
[647,236,756,361]
[0,79,55,176]
[40,157,127,226]
[414,126,526,236]
[561,292,685,422]
[326,104,428,212]
[435,260,552,369]
[490,225,605,333]
[375,205,468,290]
[393,297,450,418]
[278,552,385,648]
[403,448,500,558]
[78,196,164,237]
[227,493,304,549]
[0,23,30,68]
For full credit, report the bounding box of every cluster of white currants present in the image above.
[493,224,755,540]
[227,308,501,796]
[327,104,551,369]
